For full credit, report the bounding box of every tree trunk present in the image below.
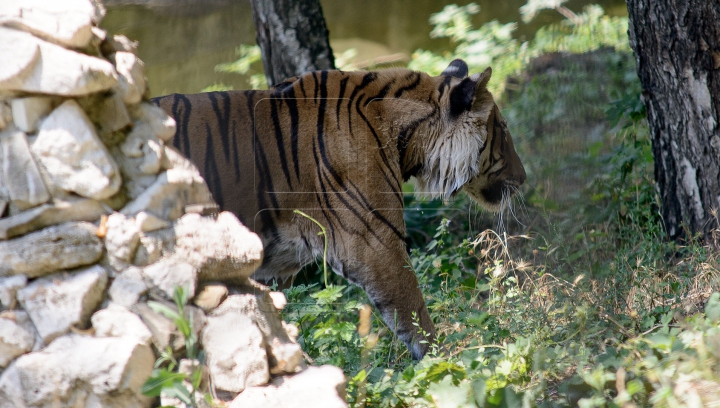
[626,0,720,241]
[250,0,335,87]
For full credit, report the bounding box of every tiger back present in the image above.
[153,59,526,360]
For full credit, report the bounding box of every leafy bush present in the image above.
[408,3,628,95]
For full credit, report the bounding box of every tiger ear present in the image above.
[449,67,492,117]
[441,59,469,78]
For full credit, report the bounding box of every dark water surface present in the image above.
[102,0,627,97]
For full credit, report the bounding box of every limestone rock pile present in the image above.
[0,1,347,407]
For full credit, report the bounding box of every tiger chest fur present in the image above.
[153,59,526,360]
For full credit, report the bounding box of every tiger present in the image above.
[153,59,526,360]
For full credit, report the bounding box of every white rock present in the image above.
[17,265,108,343]
[108,266,148,308]
[219,292,302,375]
[202,307,269,393]
[130,102,176,143]
[97,93,131,133]
[0,0,103,48]
[229,365,347,408]
[269,291,287,310]
[132,230,170,266]
[0,310,36,367]
[0,28,40,91]
[131,301,205,351]
[10,97,52,133]
[0,275,27,310]
[0,128,50,210]
[104,34,138,54]
[105,213,141,264]
[113,52,146,105]
[0,27,118,96]
[193,284,228,312]
[117,122,164,181]
[0,334,153,408]
[282,322,299,342]
[0,198,109,240]
[0,102,12,130]
[33,100,121,200]
[121,147,213,221]
[171,212,264,281]
[92,304,152,345]
[0,222,103,278]
[142,259,197,300]
[135,211,169,232]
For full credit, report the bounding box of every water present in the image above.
[102,0,627,97]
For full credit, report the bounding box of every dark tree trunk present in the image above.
[250,0,335,87]
[626,0,720,241]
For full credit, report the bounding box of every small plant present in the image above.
[142,285,208,408]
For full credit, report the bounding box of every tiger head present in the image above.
[414,59,526,212]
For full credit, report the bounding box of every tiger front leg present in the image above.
[345,251,436,360]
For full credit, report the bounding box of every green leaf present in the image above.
[163,381,193,405]
[705,292,720,323]
[142,369,187,397]
[471,378,487,406]
[148,302,181,321]
[427,375,475,408]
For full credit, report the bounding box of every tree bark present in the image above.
[626,0,720,241]
[250,0,335,87]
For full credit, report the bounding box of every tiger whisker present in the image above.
[508,186,526,228]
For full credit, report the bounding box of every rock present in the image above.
[0,128,50,210]
[269,292,287,310]
[131,301,205,352]
[0,0,103,48]
[97,93,131,133]
[33,100,121,200]
[0,28,40,91]
[112,52,146,105]
[0,222,103,278]
[92,304,152,346]
[108,266,148,308]
[0,333,153,408]
[0,102,11,130]
[105,213,141,264]
[202,307,269,393]
[0,198,109,240]
[229,366,348,408]
[171,212,264,281]
[224,289,303,374]
[135,211,169,232]
[116,122,165,188]
[282,322,299,342]
[0,27,118,95]
[0,275,26,310]
[10,97,53,133]
[130,102,176,143]
[193,284,228,312]
[17,265,107,343]
[121,148,213,221]
[142,259,197,300]
[0,310,36,368]
[102,34,138,55]
[133,229,171,266]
